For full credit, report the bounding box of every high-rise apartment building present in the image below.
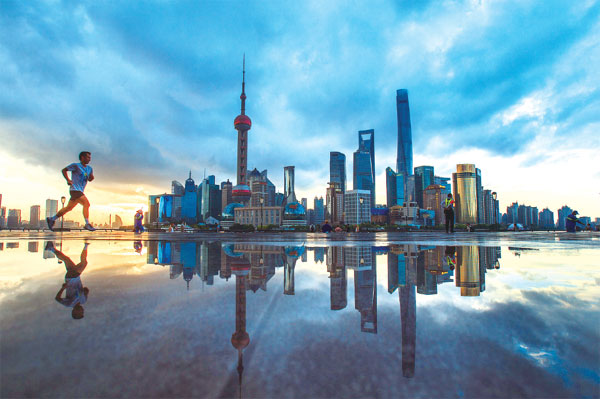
[539,208,554,229]
[314,197,325,225]
[423,185,445,225]
[7,209,21,228]
[414,166,434,208]
[29,205,41,228]
[344,190,371,225]
[330,152,346,194]
[353,130,375,207]
[434,176,451,197]
[396,89,413,178]
[221,180,233,212]
[452,164,478,224]
[45,199,58,219]
[386,167,404,208]
[557,205,573,230]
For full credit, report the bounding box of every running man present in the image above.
[47,151,96,231]
[48,242,90,320]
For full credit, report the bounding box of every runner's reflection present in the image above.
[47,242,90,319]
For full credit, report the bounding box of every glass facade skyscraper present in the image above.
[353,130,375,207]
[182,172,197,223]
[414,166,434,208]
[396,89,413,178]
[283,166,297,204]
[452,164,478,224]
[330,152,346,194]
[385,167,404,208]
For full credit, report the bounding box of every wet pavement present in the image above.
[1,231,598,398]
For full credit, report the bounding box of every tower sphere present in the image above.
[234,114,252,130]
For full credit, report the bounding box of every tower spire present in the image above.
[240,54,246,115]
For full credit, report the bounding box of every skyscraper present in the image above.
[539,208,554,229]
[330,152,346,194]
[171,181,184,196]
[283,166,297,204]
[414,166,434,208]
[221,180,233,212]
[423,185,445,225]
[452,164,478,224]
[385,167,404,208]
[557,205,573,230]
[29,205,41,228]
[476,168,484,224]
[396,89,413,177]
[182,171,197,223]
[200,175,221,221]
[232,56,252,204]
[45,199,58,219]
[313,196,325,225]
[353,129,375,207]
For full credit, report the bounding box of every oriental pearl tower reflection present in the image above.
[230,251,251,399]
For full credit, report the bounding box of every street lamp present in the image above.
[155,197,160,230]
[260,196,264,231]
[60,196,66,230]
[359,197,364,230]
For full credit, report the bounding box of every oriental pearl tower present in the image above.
[232,56,252,204]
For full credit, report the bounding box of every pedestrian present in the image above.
[566,210,584,232]
[134,209,144,233]
[321,220,332,233]
[442,194,455,233]
[46,151,96,231]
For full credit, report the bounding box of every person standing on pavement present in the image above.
[443,194,455,234]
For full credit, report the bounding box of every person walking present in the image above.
[321,220,332,233]
[565,210,584,232]
[443,194,455,233]
[46,151,96,231]
[134,209,144,233]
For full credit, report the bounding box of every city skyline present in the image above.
[1,1,599,223]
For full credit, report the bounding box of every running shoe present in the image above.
[84,223,97,231]
[46,217,55,231]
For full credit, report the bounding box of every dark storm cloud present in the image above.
[0,0,598,190]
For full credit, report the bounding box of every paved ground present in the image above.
[1,229,598,249]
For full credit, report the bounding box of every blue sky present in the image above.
[1,0,599,222]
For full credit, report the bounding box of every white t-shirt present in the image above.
[66,163,93,192]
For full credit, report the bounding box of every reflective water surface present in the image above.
[1,237,598,398]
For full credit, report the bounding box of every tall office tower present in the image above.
[353,130,375,207]
[221,180,233,212]
[29,205,41,228]
[248,168,267,207]
[7,209,21,228]
[405,175,416,203]
[232,56,252,204]
[171,181,184,196]
[386,167,404,208]
[182,171,197,223]
[330,152,346,194]
[274,192,284,206]
[45,199,58,219]
[452,164,478,224]
[314,196,325,225]
[476,168,484,223]
[482,190,492,224]
[0,207,6,228]
[396,89,413,177]
[326,182,344,224]
[539,208,555,229]
[301,198,307,211]
[414,166,434,208]
[423,185,445,225]
[283,166,297,205]
[557,206,573,230]
[455,246,480,296]
[493,192,500,224]
[201,175,222,221]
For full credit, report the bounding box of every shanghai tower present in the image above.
[396,89,413,177]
